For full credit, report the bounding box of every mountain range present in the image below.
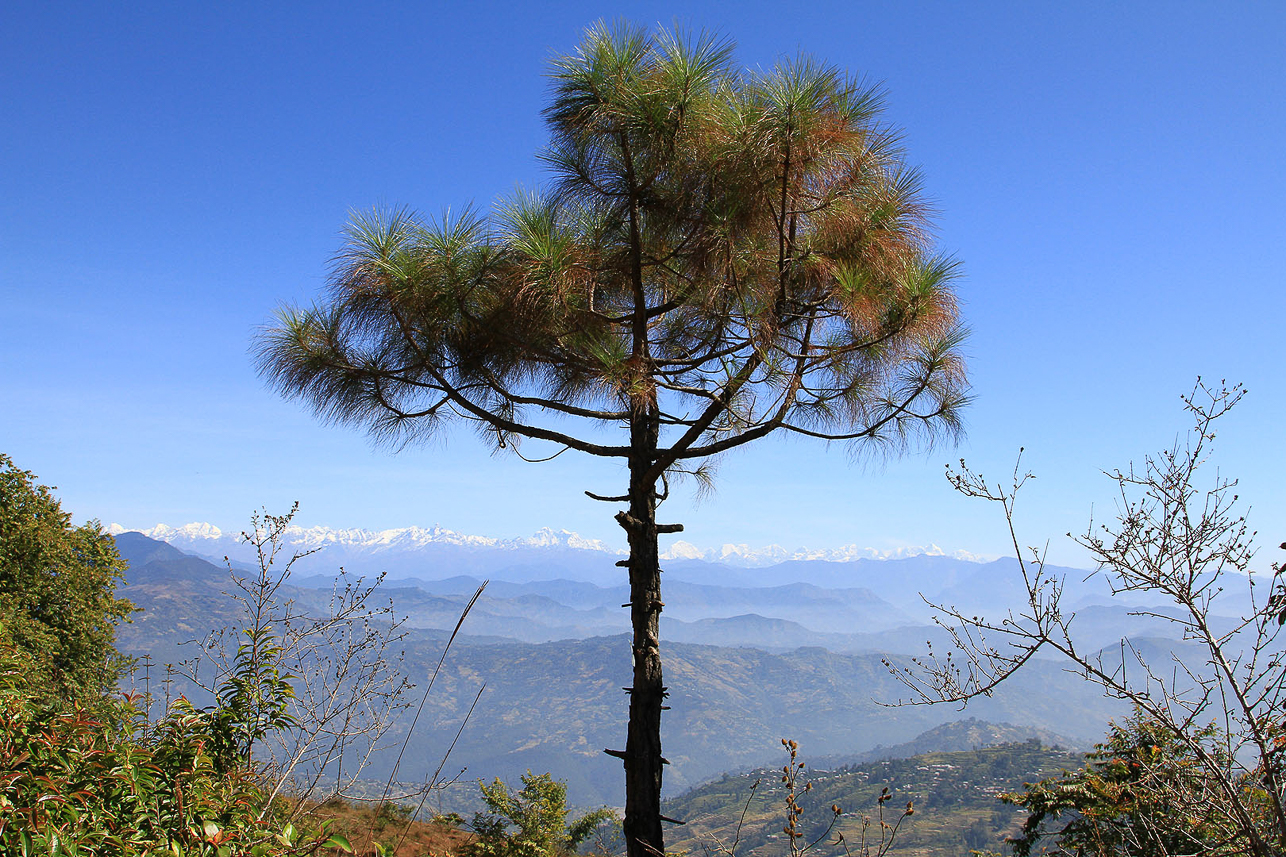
[107,521,986,571]
[107,523,1261,806]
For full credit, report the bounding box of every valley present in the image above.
[109,526,1222,807]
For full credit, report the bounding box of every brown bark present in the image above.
[616,403,668,857]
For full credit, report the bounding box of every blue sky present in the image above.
[3,1,1283,567]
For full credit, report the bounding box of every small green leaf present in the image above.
[322,833,353,852]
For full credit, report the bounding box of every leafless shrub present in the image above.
[886,380,1286,856]
[182,505,419,814]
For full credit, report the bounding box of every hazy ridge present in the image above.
[111,529,1249,805]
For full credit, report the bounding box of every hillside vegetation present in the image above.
[663,741,1082,857]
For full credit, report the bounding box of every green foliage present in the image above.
[202,623,300,775]
[374,800,415,827]
[0,666,354,856]
[466,772,617,857]
[0,454,134,706]
[1003,711,1246,857]
[0,687,255,855]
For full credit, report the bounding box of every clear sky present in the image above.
[3,1,1283,567]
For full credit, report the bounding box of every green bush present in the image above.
[0,680,353,856]
[0,686,253,854]
[466,772,616,857]
[1003,710,1242,857]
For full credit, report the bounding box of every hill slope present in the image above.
[664,741,1083,856]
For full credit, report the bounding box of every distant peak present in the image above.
[108,521,986,566]
[523,527,615,552]
[109,521,224,540]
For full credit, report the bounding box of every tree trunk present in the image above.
[617,405,666,857]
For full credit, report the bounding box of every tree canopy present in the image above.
[258,25,965,467]
[0,453,133,705]
[257,22,967,857]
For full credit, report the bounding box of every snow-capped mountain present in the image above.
[108,521,618,558]
[107,521,984,570]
